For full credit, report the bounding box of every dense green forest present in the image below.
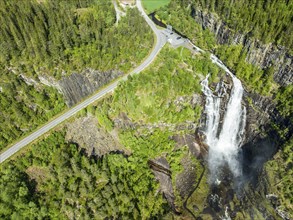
[0,47,215,219]
[0,0,153,151]
[0,0,153,76]
[178,0,293,51]
[0,131,169,219]
[84,45,222,134]
[0,70,65,150]
[0,0,292,219]
[1,44,289,218]
[109,47,222,124]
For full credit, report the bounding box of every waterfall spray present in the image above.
[202,55,246,183]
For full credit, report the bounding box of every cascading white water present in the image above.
[201,74,221,148]
[202,54,246,183]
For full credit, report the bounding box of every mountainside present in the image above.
[156,0,293,217]
[192,8,292,87]
[0,0,153,150]
[189,0,293,51]
[0,0,292,219]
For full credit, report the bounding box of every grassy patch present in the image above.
[109,45,222,125]
[142,0,170,13]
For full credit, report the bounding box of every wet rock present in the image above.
[242,93,276,144]
[208,194,222,212]
[242,89,291,154]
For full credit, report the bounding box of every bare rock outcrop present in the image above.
[59,69,123,106]
[65,116,130,157]
[148,157,179,213]
[172,133,208,158]
[191,9,292,86]
[171,133,207,199]
[175,156,197,199]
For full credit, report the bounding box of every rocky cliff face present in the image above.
[191,8,292,146]
[59,69,123,106]
[18,68,123,108]
[196,75,289,219]
[191,9,293,86]
[66,116,130,157]
[35,68,123,107]
[148,157,179,213]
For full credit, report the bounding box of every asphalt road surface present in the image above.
[112,0,125,25]
[0,0,166,164]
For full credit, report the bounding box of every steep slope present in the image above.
[0,0,153,150]
[156,0,292,217]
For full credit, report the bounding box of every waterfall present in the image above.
[200,74,221,148]
[202,55,246,183]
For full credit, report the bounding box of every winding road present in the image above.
[112,0,125,25]
[0,0,166,164]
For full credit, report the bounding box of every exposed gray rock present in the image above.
[172,133,208,158]
[148,157,179,213]
[65,116,130,157]
[191,9,293,86]
[113,112,197,132]
[38,75,62,93]
[59,69,123,106]
[174,93,203,110]
[243,92,277,143]
[175,155,197,199]
[19,74,38,86]
[17,68,123,108]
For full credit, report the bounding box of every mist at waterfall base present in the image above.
[202,55,247,187]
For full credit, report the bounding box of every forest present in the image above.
[156,0,291,95]
[0,47,216,219]
[0,131,170,219]
[0,0,152,76]
[179,0,293,52]
[0,0,292,219]
[0,0,153,151]
[1,43,290,218]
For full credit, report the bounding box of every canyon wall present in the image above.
[191,9,292,86]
